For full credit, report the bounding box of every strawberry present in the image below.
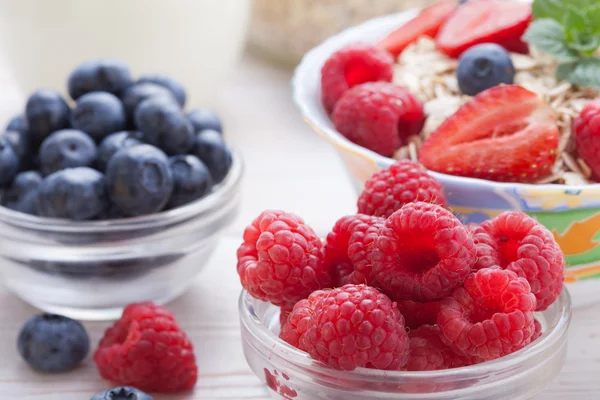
[377,0,457,58]
[436,0,532,58]
[574,100,600,179]
[418,85,559,183]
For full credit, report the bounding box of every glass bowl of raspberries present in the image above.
[292,0,600,307]
[237,161,571,399]
[0,59,242,320]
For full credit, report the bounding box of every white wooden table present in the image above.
[0,54,598,399]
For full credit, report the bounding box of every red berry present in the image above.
[236,210,331,308]
[574,100,600,179]
[438,268,537,360]
[396,299,440,330]
[94,302,197,393]
[303,285,410,371]
[481,212,565,311]
[357,160,447,219]
[279,304,294,327]
[532,319,542,342]
[324,214,385,286]
[377,0,458,58]
[436,0,533,58]
[280,290,329,349]
[466,223,501,271]
[418,85,559,183]
[333,82,425,157]
[372,202,476,302]
[321,43,394,114]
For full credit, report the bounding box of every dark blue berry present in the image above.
[39,129,97,175]
[105,144,174,216]
[97,131,144,171]
[457,43,515,96]
[91,386,154,400]
[193,130,232,184]
[68,59,133,100]
[25,89,71,145]
[187,109,223,133]
[37,167,108,220]
[17,313,89,373]
[137,74,186,107]
[121,82,175,121]
[1,130,30,161]
[94,203,128,220]
[6,114,28,134]
[167,155,213,209]
[2,171,42,215]
[0,137,19,186]
[71,92,127,142]
[134,96,194,155]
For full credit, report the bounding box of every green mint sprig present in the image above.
[524,0,600,89]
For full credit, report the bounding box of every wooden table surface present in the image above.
[0,54,598,399]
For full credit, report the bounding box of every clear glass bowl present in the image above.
[239,289,571,400]
[0,152,243,321]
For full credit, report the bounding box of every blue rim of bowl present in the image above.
[0,149,244,233]
[291,7,600,197]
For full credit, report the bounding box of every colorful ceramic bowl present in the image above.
[292,9,600,308]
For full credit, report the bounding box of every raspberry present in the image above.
[279,304,294,328]
[357,160,447,218]
[406,325,480,371]
[481,212,565,311]
[396,299,440,330]
[372,202,476,302]
[321,43,394,114]
[94,302,197,393]
[324,214,385,286]
[573,100,600,179]
[466,223,501,271]
[280,290,329,349]
[303,285,409,371]
[438,269,537,360]
[333,82,425,157]
[532,319,542,342]
[236,210,331,308]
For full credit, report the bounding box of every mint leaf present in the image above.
[563,7,588,41]
[524,20,579,62]
[532,0,568,21]
[588,5,600,34]
[569,31,600,54]
[556,58,600,89]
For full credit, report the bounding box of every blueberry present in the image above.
[91,386,154,400]
[25,89,71,145]
[97,131,144,171]
[121,82,175,121]
[71,91,127,142]
[68,59,133,100]
[134,96,194,155]
[2,171,42,215]
[6,114,28,134]
[1,130,30,161]
[94,203,128,220]
[39,129,97,175]
[457,43,515,96]
[37,167,108,220]
[187,109,223,134]
[167,155,213,209]
[106,144,174,216]
[0,137,19,186]
[17,313,89,373]
[137,73,186,107]
[192,130,232,184]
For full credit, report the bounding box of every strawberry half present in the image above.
[377,0,457,58]
[418,85,559,183]
[436,0,532,58]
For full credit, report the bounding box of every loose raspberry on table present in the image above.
[357,160,447,218]
[333,82,425,157]
[466,223,501,271]
[480,212,565,311]
[438,268,537,360]
[237,210,331,308]
[303,285,410,371]
[280,289,329,349]
[324,214,385,286]
[372,202,476,302]
[94,302,197,393]
[396,299,440,330]
[321,43,394,114]
[573,99,600,179]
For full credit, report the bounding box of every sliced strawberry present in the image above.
[377,0,457,58]
[436,0,532,58]
[418,85,559,183]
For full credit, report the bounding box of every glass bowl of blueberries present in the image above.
[0,59,243,320]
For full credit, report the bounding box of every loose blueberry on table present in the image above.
[0,58,233,220]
